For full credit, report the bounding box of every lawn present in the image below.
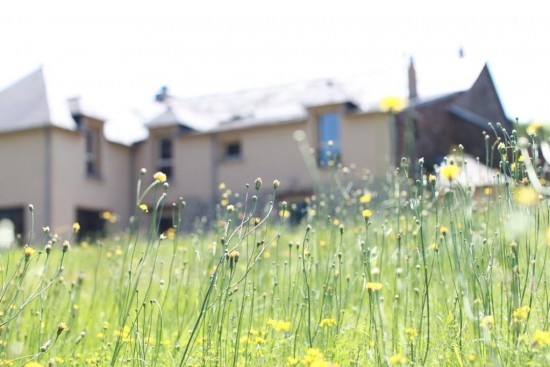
[2,131,550,366]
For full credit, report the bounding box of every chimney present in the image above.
[408,57,418,102]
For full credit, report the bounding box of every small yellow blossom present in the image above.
[366,282,383,292]
[428,174,436,185]
[532,330,550,347]
[483,187,493,196]
[440,226,448,236]
[302,348,326,367]
[526,122,545,136]
[441,164,460,181]
[139,204,149,213]
[267,319,291,333]
[219,182,226,190]
[220,199,229,207]
[287,356,300,366]
[254,337,267,345]
[514,186,539,206]
[24,363,44,367]
[319,318,337,328]
[24,246,35,258]
[389,353,407,365]
[72,222,80,233]
[101,211,117,223]
[153,171,167,183]
[405,327,417,340]
[512,306,530,323]
[380,96,406,113]
[279,210,290,218]
[359,193,372,204]
[362,209,372,219]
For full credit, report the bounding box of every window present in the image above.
[85,127,100,178]
[157,137,173,179]
[223,141,242,161]
[318,113,341,166]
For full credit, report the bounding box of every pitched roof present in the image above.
[146,79,365,133]
[0,67,76,133]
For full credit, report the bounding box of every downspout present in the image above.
[210,134,219,217]
[44,126,52,227]
[129,143,136,214]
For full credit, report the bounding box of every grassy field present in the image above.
[2,129,550,366]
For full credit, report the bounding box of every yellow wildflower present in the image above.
[139,204,149,213]
[362,209,372,219]
[526,122,545,136]
[440,164,460,181]
[302,348,326,367]
[254,337,267,345]
[219,182,226,190]
[279,210,290,218]
[72,222,80,233]
[428,174,436,185]
[405,327,417,340]
[153,171,167,183]
[380,96,406,113]
[512,306,530,323]
[359,193,372,204]
[287,356,300,366]
[440,226,448,236]
[514,186,539,206]
[366,282,383,292]
[532,330,550,347]
[267,319,291,333]
[389,353,407,365]
[319,318,337,328]
[24,246,35,258]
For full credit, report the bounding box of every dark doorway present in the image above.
[76,208,106,240]
[0,206,24,243]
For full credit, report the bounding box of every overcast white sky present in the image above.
[0,0,548,143]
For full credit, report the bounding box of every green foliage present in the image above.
[3,126,550,366]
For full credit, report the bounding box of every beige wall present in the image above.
[341,111,393,178]
[49,124,132,234]
[0,129,47,235]
[215,122,313,197]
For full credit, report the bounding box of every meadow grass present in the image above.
[2,127,550,366]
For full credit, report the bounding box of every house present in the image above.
[133,79,393,225]
[0,61,509,240]
[395,61,512,170]
[0,68,133,239]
